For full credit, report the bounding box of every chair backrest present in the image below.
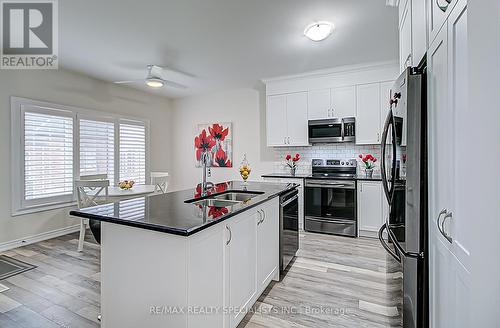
[150,172,169,193]
[75,175,110,209]
[80,174,108,181]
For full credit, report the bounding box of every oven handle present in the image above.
[281,194,298,208]
[305,217,356,225]
[305,183,355,189]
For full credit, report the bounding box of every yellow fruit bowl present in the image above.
[119,180,135,190]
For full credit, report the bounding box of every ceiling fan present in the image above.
[113,65,188,89]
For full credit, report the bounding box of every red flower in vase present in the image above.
[208,206,229,219]
[209,124,229,141]
[195,130,215,161]
[214,148,232,167]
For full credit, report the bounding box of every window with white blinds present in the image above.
[23,111,74,201]
[119,122,146,184]
[12,98,149,215]
[79,118,115,183]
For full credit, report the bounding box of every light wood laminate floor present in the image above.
[0,231,402,327]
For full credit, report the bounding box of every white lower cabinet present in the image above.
[256,200,280,293]
[357,181,385,237]
[226,209,257,327]
[225,197,280,328]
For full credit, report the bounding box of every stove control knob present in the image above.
[341,162,345,165]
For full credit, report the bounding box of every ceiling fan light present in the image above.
[304,21,334,42]
[146,78,164,88]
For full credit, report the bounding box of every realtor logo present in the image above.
[1,0,58,69]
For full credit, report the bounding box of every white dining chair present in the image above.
[75,174,109,252]
[150,172,169,193]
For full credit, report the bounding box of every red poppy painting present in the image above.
[195,122,233,167]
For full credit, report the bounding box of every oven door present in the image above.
[308,119,343,143]
[304,180,357,237]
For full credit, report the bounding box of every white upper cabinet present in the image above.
[266,92,309,147]
[266,95,288,146]
[356,83,381,145]
[400,0,413,71]
[286,92,309,146]
[379,81,393,134]
[308,89,331,120]
[331,86,356,118]
[411,0,427,65]
[399,0,429,71]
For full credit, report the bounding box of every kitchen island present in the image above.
[70,181,296,328]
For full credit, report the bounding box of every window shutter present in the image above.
[119,122,146,184]
[79,118,115,183]
[24,111,74,201]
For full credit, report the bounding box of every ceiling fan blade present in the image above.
[113,80,142,84]
[162,79,188,89]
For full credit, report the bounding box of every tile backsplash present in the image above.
[272,143,383,175]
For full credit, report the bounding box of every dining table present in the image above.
[105,185,157,200]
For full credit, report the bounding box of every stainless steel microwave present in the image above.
[308,117,355,143]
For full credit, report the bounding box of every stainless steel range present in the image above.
[304,159,357,237]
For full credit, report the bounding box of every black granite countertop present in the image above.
[69,181,297,237]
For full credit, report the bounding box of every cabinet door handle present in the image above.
[436,208,453,243]
[226,225,232,245]
[257,210,263,225]
[261,209,266,223]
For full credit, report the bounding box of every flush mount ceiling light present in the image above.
[304,21,334,42]
[145,77,165,88]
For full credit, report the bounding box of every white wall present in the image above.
[170,87,274,191]
[0,69,173,246]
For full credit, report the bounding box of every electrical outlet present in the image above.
[208,168,212,177]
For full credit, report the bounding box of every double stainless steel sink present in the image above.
[185,191,264,207]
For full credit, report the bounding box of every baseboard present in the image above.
[0,224,80,253]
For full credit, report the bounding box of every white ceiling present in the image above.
[59,0,398,98]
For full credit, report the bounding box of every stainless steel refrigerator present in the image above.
[378,66,428,328]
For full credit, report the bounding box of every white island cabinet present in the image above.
[100,197,280,328]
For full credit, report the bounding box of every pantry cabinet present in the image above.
[266,92,309,147]
[427,0,470,326]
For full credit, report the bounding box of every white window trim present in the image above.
[11,97,151,216]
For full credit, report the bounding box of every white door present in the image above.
[257,201,279,292]
[331,86,356,118]
[227,214,257,327]
[356,83,381,144]
[357,181,383,233]
[286,92,309,146]
[400,0,413,71]
[308,89,331,120]
[266,95,287,146]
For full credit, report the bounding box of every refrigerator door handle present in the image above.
[380,110,397,203]
[385,205,424,259]
[378,223,401,263]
